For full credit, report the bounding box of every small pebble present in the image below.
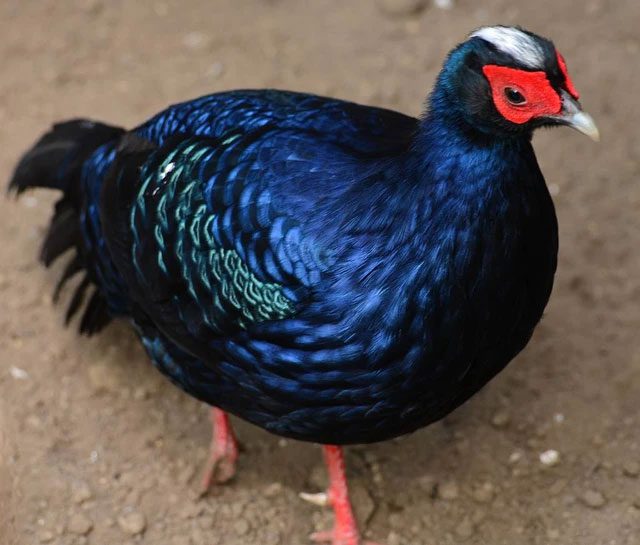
[67,513,93,535]
[581,489,607,509]
[38,530,55,543]
[508,451,524,465]
[623,461,640,477]
[117,511,146,535]
[539,449,560,467]
[434,0,454,8]
[26,415,42,428]
[133,386,149,400]
[371,461,384,486]
[438,480,459,500]
[263,482,283,498]
[182,31,210,51]
[491,410,510,428]
[472,482,495,503]
[363,451,378,464]
[71,481,93,504]
[207,61,225,79]
[9,366,29,380]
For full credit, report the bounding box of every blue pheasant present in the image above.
[10,26,597,545]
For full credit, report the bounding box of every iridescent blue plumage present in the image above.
[10,33,575,444]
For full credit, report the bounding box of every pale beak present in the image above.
[549,89,600,142]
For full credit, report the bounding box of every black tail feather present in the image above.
[80,290,111,335]
[9,119,124,195]
[10,119,125,335]
[53,254,84,303]
[40,201,80,266]
[65,275,91,325]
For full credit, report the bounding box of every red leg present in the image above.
[301,445,382,545]
[200,408,239,493]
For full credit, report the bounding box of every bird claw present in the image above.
[299,491,330,507]
[200,453,237,494]
[309,530,334,543]
[199,408,239,495]
[309,530,383,545]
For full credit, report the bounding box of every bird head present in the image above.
[432,25,599,141]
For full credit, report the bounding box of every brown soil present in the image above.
[1,1,639,544]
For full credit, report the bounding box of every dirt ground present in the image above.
[1,1,639,544]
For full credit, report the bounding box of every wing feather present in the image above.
[102,132,326,357]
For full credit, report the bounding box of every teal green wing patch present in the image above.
[110,133,326,349]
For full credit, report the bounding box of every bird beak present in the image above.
[549,89,600,142]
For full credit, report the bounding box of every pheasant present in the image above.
[10,25,597,545]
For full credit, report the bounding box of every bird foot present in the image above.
[200,444,237,490]
[309,529,382,545]
[199,408,239,494]
[301,446,383,545]
[303,488,373,545]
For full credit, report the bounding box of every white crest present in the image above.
[469,26,545,69]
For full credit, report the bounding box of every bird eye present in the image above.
[504,87,526,105]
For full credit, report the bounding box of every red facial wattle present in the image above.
[482,65,562,125]
[556,51,580,99]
